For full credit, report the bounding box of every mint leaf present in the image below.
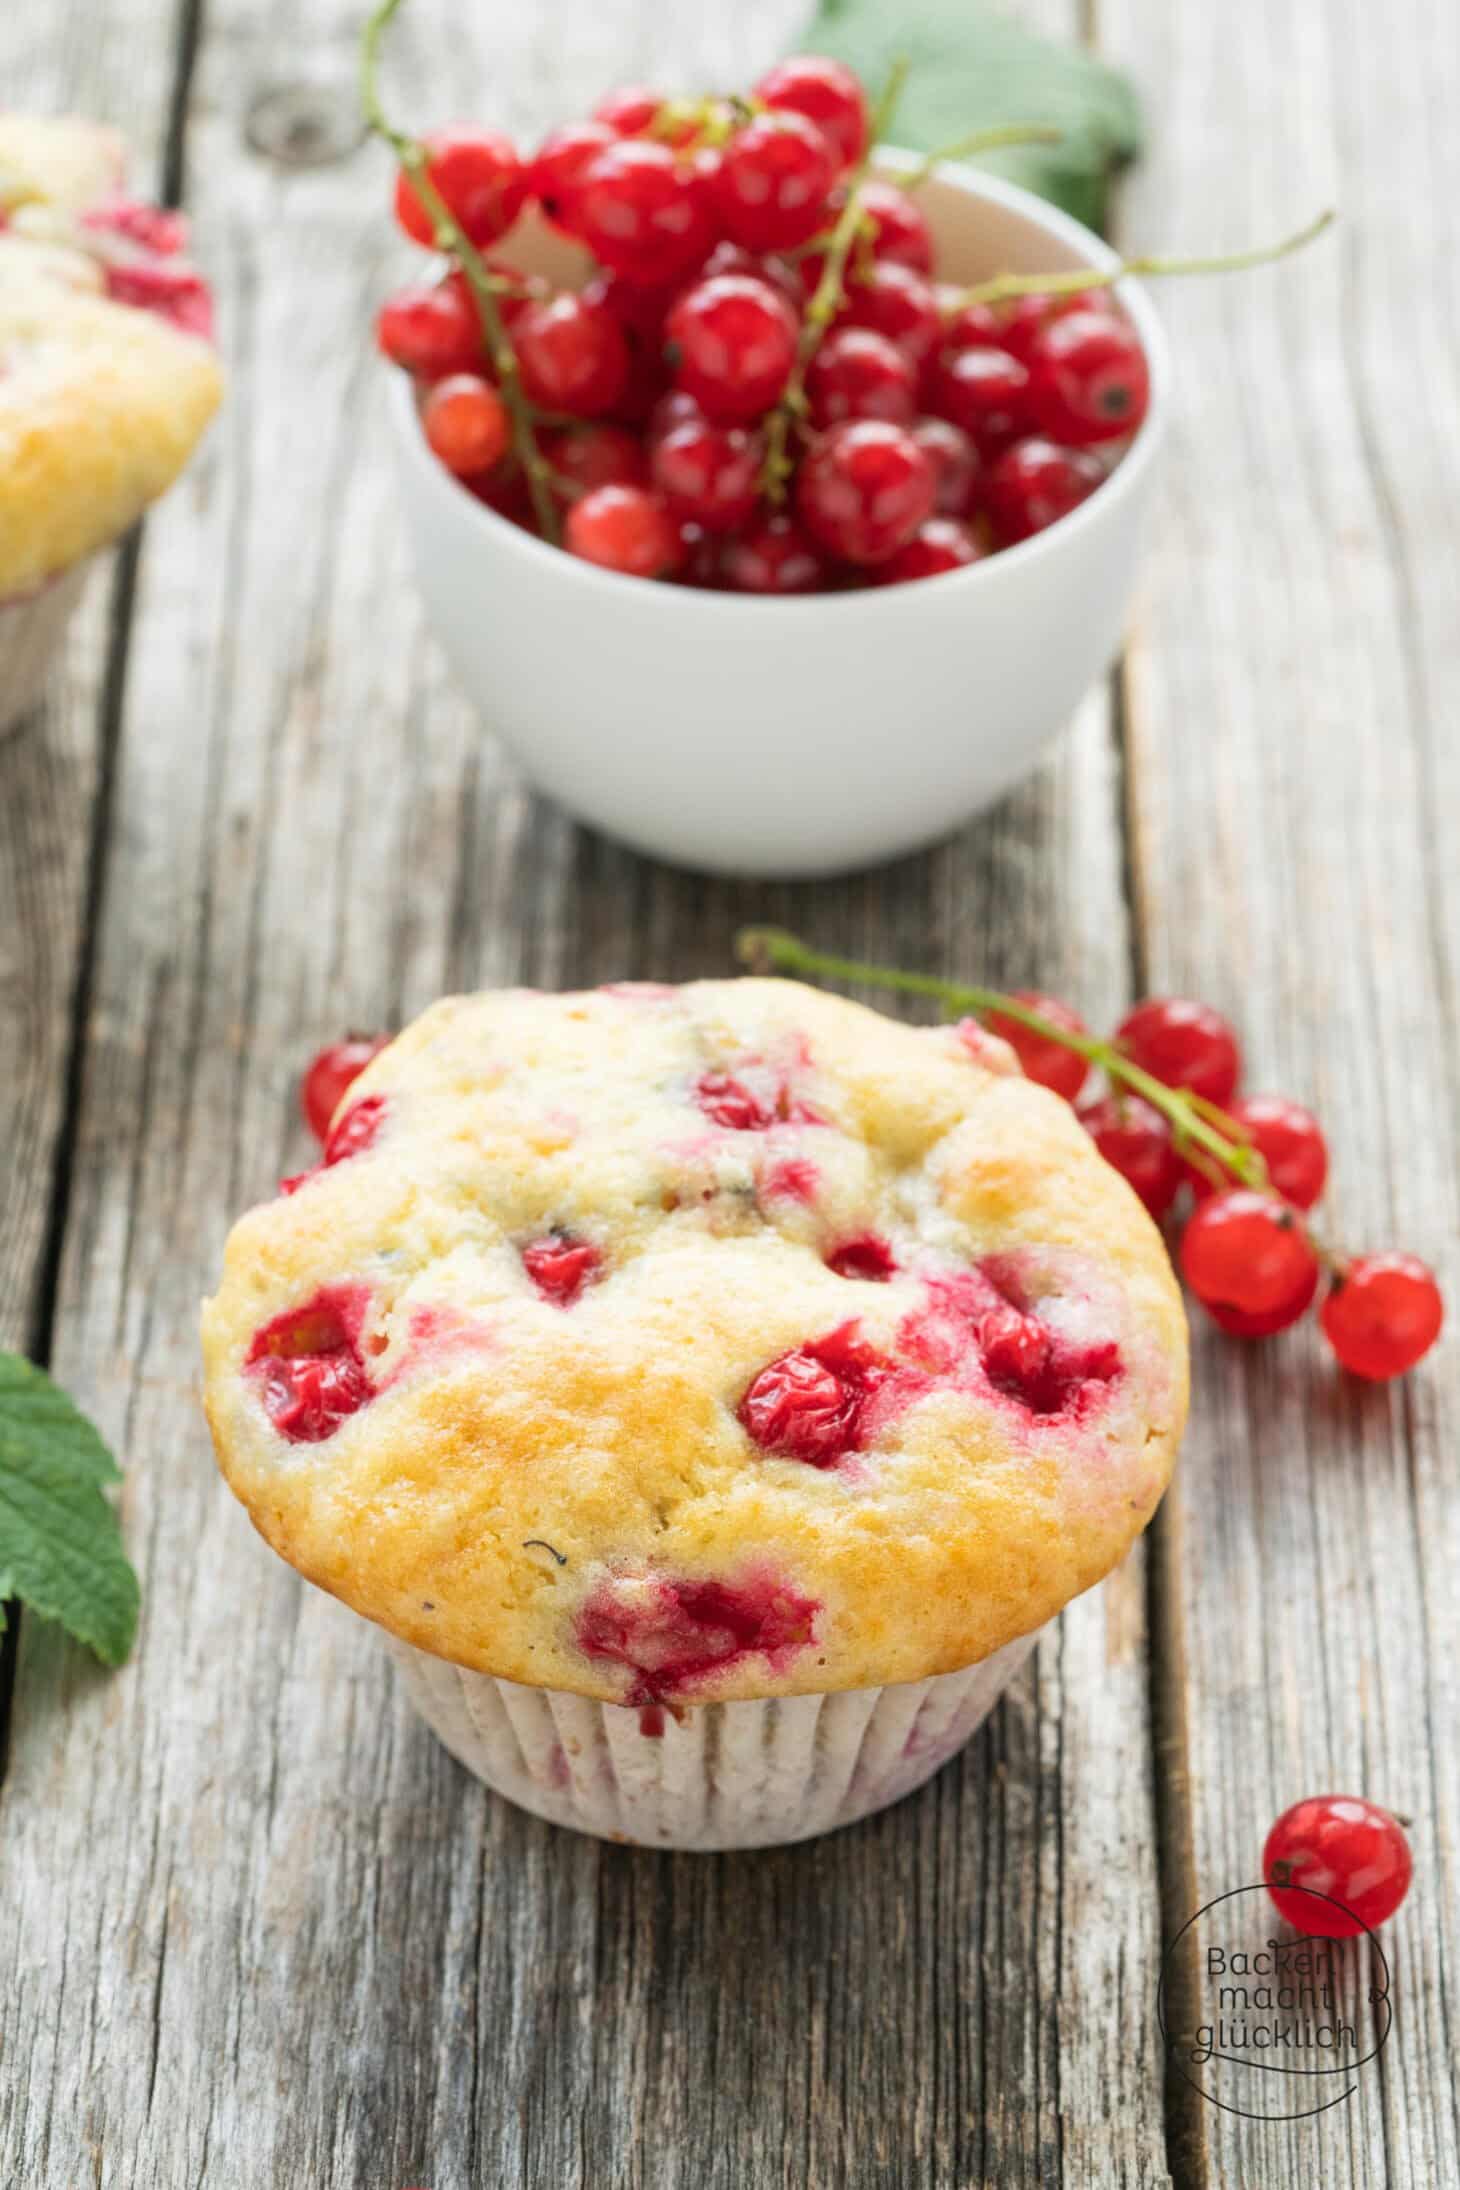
[808,0,1143,229]
[0,1352,139,1666]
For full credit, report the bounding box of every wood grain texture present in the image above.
[1102,0,1460,2181]
[0,4,1173,2186]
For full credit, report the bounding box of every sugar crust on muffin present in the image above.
[202,980,1188,1703]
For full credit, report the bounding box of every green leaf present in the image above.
[807,0,1143,230]
[0,1352,139,1666]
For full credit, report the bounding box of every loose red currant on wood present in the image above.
[870,517,982,585]
[565,484,682,577]
[1321,1253,1443,1380]
[376,281,484,380]
[514,292,630,418]
[421,374,510,477]
[755,55,869,170]
[806,327,918,429]
[394,127,528,250]
[1026,309,1151,446]
[1186,1093,1328,1210]
[722,511,827,594]
[575,139,714,286]
[1264,1794,1413,1938]
[794,419,936,566]
[649,416,762,531]
[984,993,1090,1101]
[985,438,1104,544]
[666,274,799,423]
[301,1037,389,1145]
[714,110,838,253]
[1078,1092,1181,1218]
[1116,996,1242,1107]
[1179,1188,1318,1336]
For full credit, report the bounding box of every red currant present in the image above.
[666,274,799,423]
[1179,1189,1318,1336]
[722,511,826,594]
[870,516,981,585]
[714,111,838,253]
[794,419,935,566]
[985,437,1104,543]
[515,292,629,418]
[910,416,980,517]
[522,1231,601,1305]
[1321,1254,1443,1380]
[1078,1092,1181,1218]
[421,373,510,477]
[649,415,762,531]
[936,297,1004,352]
[376,281,483,380]
[984,993,1090,1101]
[394,128,528,250]
[1116,996,1241,1107]
[806,327,917,428]
[575,139,714,286]
[247,1290,372,1443]
[836,260,943,368]
[926,343,1033,453]
[301,1036,389,1144]
[1186,1093,1328,1210]
[673,521,724,588]
[594,86,663,136]
[530,119,615,236]
[857,180,934,273]
[565,484,681,578]
[541,423,647,500]
[738,1329,890,1466]
[1264,1795,1413,1938]
[755,56,869,170]
[1026,309,1150,446]
[992,288,1112,363]
[826,1233,897,1281]
[324,1093,388,1167]
[697,239,804,311]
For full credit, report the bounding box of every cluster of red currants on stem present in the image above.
[373,55,1148,589]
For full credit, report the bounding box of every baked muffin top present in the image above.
[202,980,1188,1704]
[0,115,221,595]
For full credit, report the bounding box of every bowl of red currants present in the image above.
[379,59,1167,876]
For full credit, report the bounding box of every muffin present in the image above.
[202,979,1188,1849]
[0,115,221,733]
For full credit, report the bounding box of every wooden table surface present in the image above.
[2,1,1456,2184]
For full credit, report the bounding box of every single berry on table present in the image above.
[755,55,870,169]
[421,374,510,477]
[376,281,484,380]
[713,110,838,252]
[1116,995,1242,1107]
[1185,1093,1328,1210]
[514,292,630,417]
[984,993,1091,1101]
[666,274,799,423]
[1078,1091,1181,1218]
[1179,1188,1318,1336]
[871,517,982,584]
[794,419,936,565]
[575,138,715,285]
[649,416,762,530]
[806,327,918,428]
[1320,1253,1443,1380]
[1264,1794,1413,1938]
[301,1036,389,1145]
[565,484,682,577]
[1026,309,1151,445]
[911,416,980,516]
[985,438,1104,543]
[394,127,528,249]
[722,511,826,594]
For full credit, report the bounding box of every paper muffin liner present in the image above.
[387,1624,1044,1851]
[0,559,93,738]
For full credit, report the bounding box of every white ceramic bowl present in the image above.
[389,156,1168,878]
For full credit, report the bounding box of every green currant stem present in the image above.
[735,925,1272,1192]
[757,55,911,502]
[360,0,561,543]
[901,122,1063,192]
[954,206,1335,310]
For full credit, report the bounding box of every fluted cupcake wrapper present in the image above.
[387,1626,1043,1851]
[0,559,93,738]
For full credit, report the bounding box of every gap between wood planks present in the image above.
[0,0,209,1793]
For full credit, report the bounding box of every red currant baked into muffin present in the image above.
[0,116,221,729]
[202,980,1188,1845]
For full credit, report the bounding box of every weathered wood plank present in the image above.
[0,3,1169,2185]
[1101,0,1460,2182]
